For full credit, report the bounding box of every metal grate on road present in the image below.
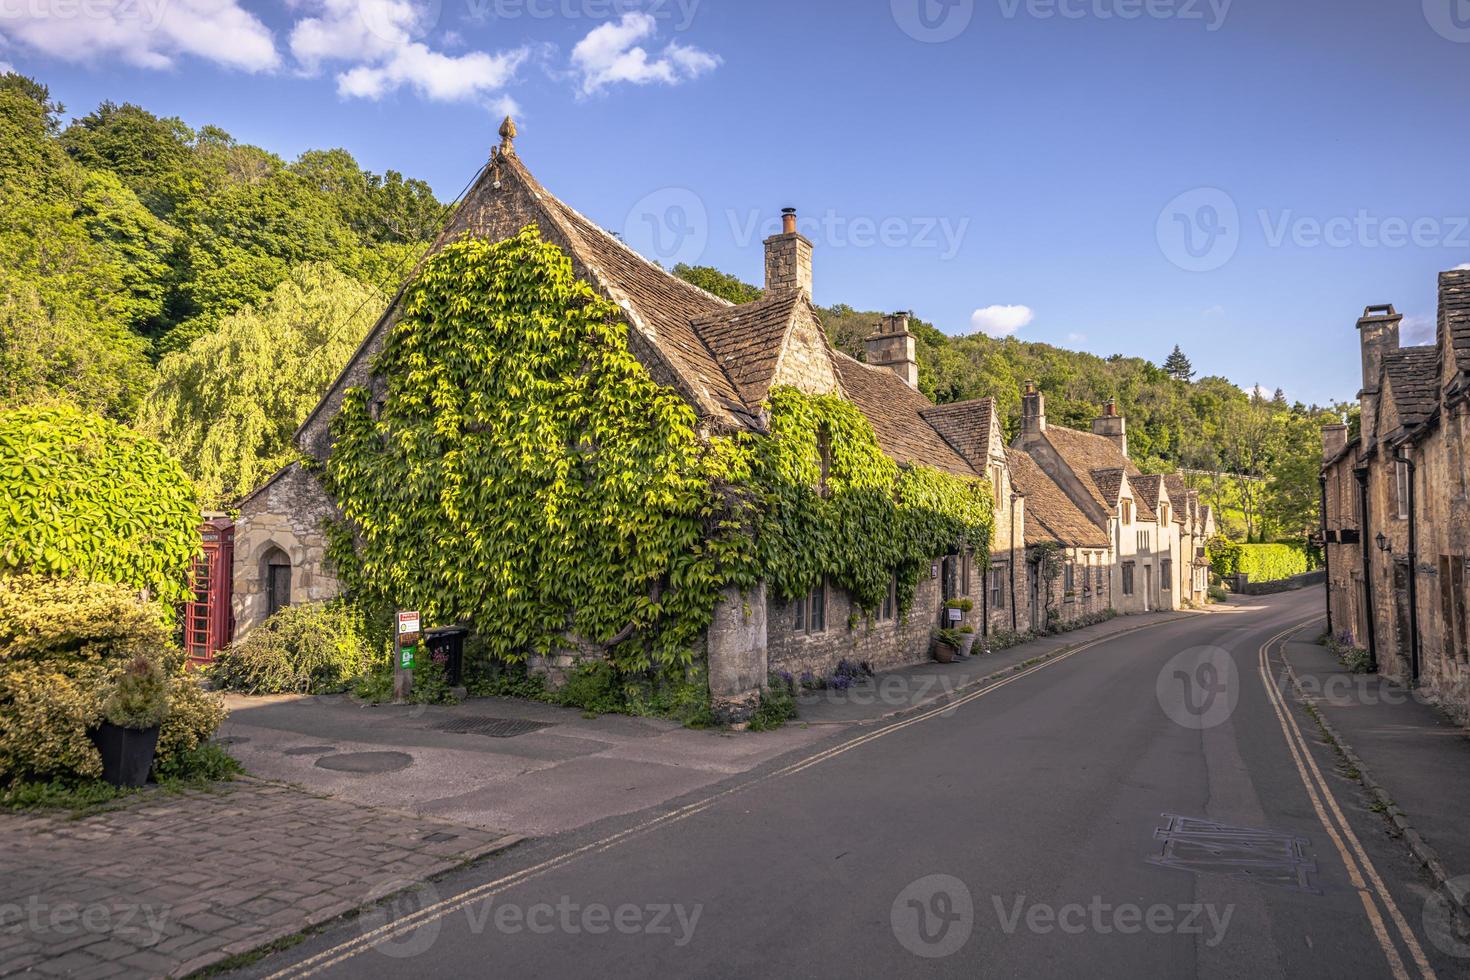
[428,716,551,738]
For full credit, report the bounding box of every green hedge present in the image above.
[1208,541,1314,583]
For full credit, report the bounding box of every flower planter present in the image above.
[933,640,958,664]
[89,722,160,788]
[957,632,978,658]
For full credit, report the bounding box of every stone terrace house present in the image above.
[234,123,1177,712]
[1011,386,1183,614]
[1322,271,1470,723]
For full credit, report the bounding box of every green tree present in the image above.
[137,264,381,507]
[672,264,763,304]
[61,101,197,217]
[1164,345,1195,381]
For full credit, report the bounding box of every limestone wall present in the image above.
[232,463,342,635]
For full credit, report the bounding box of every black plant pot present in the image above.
[89,722,161,788]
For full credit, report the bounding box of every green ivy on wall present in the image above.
[324,227,995,671]
[325,227,744,671]
[747,387,995,615]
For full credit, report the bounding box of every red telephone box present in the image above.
[184,517,235,667]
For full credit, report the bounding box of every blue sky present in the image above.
[3,0,1468,407]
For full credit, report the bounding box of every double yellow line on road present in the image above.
[267,617,1178,978]
[1257,619,1436,980]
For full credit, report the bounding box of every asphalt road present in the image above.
[239,590,1470,979]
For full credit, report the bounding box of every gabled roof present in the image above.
[831,355,976,476]
[1163,475,1190,522]
[1132,474,1167,513]
[1382,346,1439,433]
[1089,468,1124,509]
[1007,450,1110,549]
[690,292,808,405]
[920,398,997,469]
[1441,269,1470,380]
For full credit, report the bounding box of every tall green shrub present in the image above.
[209,602,374,695]
[0,406,200,603]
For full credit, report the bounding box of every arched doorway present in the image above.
[262,546,292,618]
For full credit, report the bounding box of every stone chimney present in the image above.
[864,311,919,390]
[1357,304,1401,446]
[1322,423,1349,462]
[1019,380,1047,444]
[1092,400,1127,457]
[763,207,813,297]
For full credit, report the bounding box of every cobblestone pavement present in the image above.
[0,778,521,978]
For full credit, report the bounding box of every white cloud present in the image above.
[1065,332,1088,345]
[0,0,278,72]
[290,0,527,104]
[970,304,1035,338]
[1202,304,1225,317]
[571,12,720,95]
[1456,263,1470,271]
[1402,314,1435,346]
[0,62,13,76]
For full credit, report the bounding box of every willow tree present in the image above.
[137,263,380,508]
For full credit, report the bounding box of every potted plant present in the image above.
[91,654,171,788]
[956,625,978,659]
[932,628,962,663]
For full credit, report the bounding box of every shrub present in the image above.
[156,676,226,766]
[0,576,227,786]
[101,655,170,729]
[749,672,798,731]
[0,406,200,604]
[1207,584,1229,603]
[209,602,374,695]
[1208,540,1310,584]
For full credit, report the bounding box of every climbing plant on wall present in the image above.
[324,227,995,672]
[325,226,747,671]
[747,387,995,615]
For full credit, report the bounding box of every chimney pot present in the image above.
[864,309,919,389]
[781,207,797,235]
[1092,403,1128,457]
[1020,382,1047,443]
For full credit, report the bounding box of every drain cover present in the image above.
[315,751,414,773]
[429,716,550,738]
[422,832,458,843]
[1148,814,1318,893]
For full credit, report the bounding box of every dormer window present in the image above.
[1159,502,1169,525]
[1121,499,1133,525]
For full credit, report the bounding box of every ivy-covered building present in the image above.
[233,122,1186,716]
[1321,271,1470,723]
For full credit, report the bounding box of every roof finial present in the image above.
[498,116,517,155]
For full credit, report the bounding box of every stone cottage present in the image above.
[1321,271,1470,722]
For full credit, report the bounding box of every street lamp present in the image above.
[1376,532,1390,554]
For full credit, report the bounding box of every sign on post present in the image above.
[393,610,421,702]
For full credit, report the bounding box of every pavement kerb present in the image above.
[815,611,1198,727]
[1277,631,1470,920]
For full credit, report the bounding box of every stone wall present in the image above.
[766,556,976,681]
[233,463,342,635]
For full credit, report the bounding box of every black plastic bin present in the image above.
[424,626,469,687]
